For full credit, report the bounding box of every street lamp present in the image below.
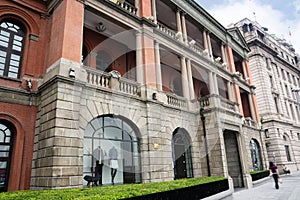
[200,107,211,176]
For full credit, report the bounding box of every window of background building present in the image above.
[277,128,280,137]
[281,69,285,80]
[0,21,25,79]
[274,96,279,113]
[284,145,292,162]
[285,101,290,117]
[264,129,269,138]
[297,133,300,140]
[290,104,295,120]
[269,75,274,88]
[285,85,289,97]
[290,130,293,139]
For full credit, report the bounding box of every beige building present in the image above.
[235,18,300,172]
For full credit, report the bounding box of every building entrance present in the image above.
[224,130,244,188]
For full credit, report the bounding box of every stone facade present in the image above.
[0,0,265,192]
[235,18,300,172]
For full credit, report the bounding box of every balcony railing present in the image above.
[115,1,137,15]
[119,77,140,96]
[166,93,187,109]
[220,97,236,112]
[244,117,258,128]
[86,68,110,89]
[85,67,140,97]
[199,95,238,114]
[157,22,177,40]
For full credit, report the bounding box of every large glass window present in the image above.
[0,121,14,192]
[172,128,193,179]
[83,115,141,186]
[249,139,262,171]
[0,21,25,79]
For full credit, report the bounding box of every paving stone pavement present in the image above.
[221,171,300,200]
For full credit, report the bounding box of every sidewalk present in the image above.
[222,171,300,200]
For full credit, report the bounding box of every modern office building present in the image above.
[0,0,265,192]
[235,18,300,172]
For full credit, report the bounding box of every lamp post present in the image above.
[200,107,211,176]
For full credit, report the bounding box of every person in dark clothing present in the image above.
[269,161,280,189]
[94,160,103,186]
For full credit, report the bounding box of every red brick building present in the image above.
[0,0,265,192]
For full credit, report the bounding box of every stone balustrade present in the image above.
[117,1,137,15]
[166,93,187,109]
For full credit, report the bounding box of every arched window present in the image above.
[0,21,25,79]
[249,139,262,171]
[172,128,193,179]
[0,121,14,192]
[83,115,141,186]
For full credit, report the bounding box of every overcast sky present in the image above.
[195,0,300,54]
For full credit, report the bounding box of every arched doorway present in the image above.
[250,139,263,171]
[83,114,141,186]
[172,128,193,179]
[224,130,244,188]
[0,121,14,192]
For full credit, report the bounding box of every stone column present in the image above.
[181,56,189,98]
[89,51,97,68]
[186,58,195,99]
[135,0,140,17]
[154,41,162,91]
[151,0,157,23]
[181,12,188,44]
[207,32,213,59]
[209,71,215,94]
[227,82,234,102]
[250,87,260,122]
[136,30,144,84]
[176,9,183,42]
[226,46,235,73]
[221,44,227,65]
[203,30,208,51]
[242,60,247,80]
[213,73,219,95]
[248,93,256,120]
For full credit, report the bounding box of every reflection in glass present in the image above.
[83,115,141,186]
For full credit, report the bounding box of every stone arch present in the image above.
[82,114,142,185]
[0,5,39,35]
[249,138,263,171]
[172,127,193,179]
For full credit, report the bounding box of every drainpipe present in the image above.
[200,107,211,176]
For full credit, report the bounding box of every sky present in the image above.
[195,0,300,54]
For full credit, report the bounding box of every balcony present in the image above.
[199,95,238,114]
[85,67,140,97]
[108,0,138,16]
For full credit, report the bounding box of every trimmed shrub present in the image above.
[0,176,227,200]
[250,170,269,181]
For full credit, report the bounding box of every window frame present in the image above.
[0,20,26,79]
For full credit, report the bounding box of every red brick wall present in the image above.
[0,103,37,191]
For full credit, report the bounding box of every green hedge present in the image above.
[0,176,226,200]
[250,170,269,175]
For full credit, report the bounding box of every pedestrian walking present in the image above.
[269,161,280,189]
